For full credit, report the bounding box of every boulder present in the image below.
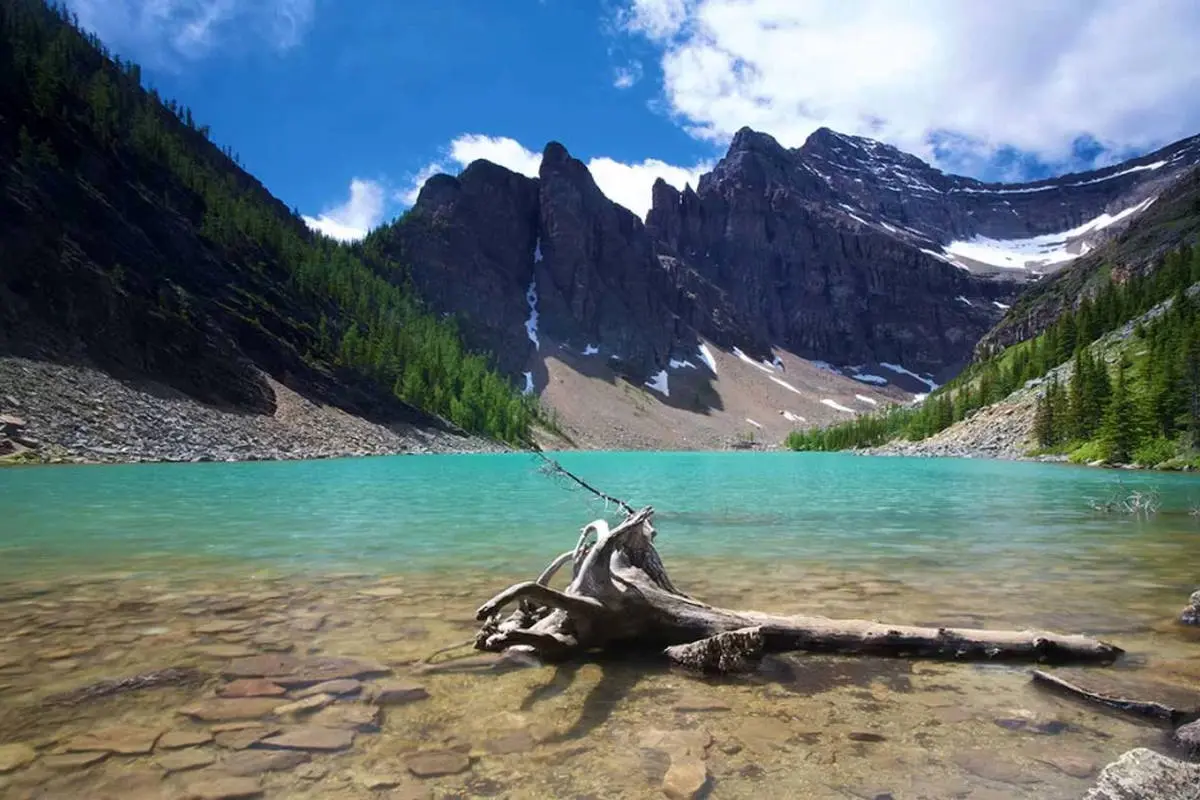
[1180,590,1200,626]
[1175,719,1200,755]
[1084,748,1200,799]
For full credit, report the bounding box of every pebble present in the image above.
[662,756,710,800]
[406,751,472,778]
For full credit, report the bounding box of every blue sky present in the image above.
[68,0,1200,240]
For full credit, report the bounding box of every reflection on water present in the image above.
[0,559,1197,799]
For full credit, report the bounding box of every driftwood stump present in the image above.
[473,507,1123,673]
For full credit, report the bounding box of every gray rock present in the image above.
[1084,748,1200,799]
[1180,590,1200,626]
[1175,719,1200,755]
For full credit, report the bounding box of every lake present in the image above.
[0,452,1197,798]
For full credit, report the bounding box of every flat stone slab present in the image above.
[66,725,164,755]
[271,657,391,688]
[0,743,37,773]
[310,703,381,732]
[259,727,355,752]
[271,693,334,717]
[214,725,280,750]
[218,679,286,698]
[158,730,215,749]
[369,680,428,706]
[953,751,1042,785]
[183,773,263,800]
[1085,748,1200,799]
[221,655,388,687]
[406,750,472,778]
[219,749,310,776]
[293,679,361,698]
[157,749,216,773]
[483,730,536,755]
[43,751,109,770]
[195,620,254,634]
[194,644,257,659]
[178,698,286,722]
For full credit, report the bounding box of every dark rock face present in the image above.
[387,128,1200,385]
[390,143,683,382]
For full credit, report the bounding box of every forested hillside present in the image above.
[0,0,533,444]
[788,236,1200,467]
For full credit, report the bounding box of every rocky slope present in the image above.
[0,357,501,464]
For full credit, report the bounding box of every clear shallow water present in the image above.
[0,453,1198,799]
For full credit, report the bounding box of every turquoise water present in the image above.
[2,452,1199,584]
[2,453,1199,799]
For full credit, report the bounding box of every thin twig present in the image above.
[532,450,635,514]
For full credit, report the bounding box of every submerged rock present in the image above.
[406,750,472,778]
[157,749,216,773]
[219,749,309,776]
[218,679,287,698]
[662,756,710,800]
[1181,590,1200,626]
[1175,719,1200,755]
[368,680,428,706]
[1084,748,1200,799]
[66,725,163,755]
[0,743,37,773]
[182,773,263,800]
[158,730,215,749]
[258,727,355,752]
[42,751,108,770]
[178,698,286,722]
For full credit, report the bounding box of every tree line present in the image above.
[1,0,536,443]
[787,240,1200,463]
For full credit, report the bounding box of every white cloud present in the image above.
[613,61,644,90]
[619,0,1200,173]
[303,179,386,243]
[401,135,709,219]
[66,0,314,61]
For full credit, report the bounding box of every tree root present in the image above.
[1031,669,1199,726]
[473,506,1124,673]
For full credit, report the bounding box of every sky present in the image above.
[67,0,1200,241]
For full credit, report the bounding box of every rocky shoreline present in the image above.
[0,358,507,466]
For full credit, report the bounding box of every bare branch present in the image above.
[532,450,634,514]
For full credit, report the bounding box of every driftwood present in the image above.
[473,506,1124,672]
[42,667,207,706]
[1031,669,1200,726]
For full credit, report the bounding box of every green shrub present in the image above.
[1132,437,1178,467]
[1068,440,1109,465]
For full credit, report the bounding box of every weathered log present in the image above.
[1031,669,1199,726]
[473,506,1124,672]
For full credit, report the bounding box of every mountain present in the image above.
[372,123,1200,447]
[786,171,1200,466]
[0,0,534,462]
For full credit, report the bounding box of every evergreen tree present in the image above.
[1099,358,1140,463]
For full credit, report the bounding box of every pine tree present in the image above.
[1099,358,1139,463]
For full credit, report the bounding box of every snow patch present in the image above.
[669,358,696,369]
[852,373,888,385]
[533,238,543,263]
[782,410,806,423]
[696,343,718,375]
[733,347,777,375]
[810,360,841,375]
[770,376,803,395]
[582,344,600,356]
[745,418,762,429]
[920,248,969,270]
[855,394,878,406]
[953,160,1168,195]
[880,362,939,391]
[992,300,1011,310]
[644,369,670,397]
[956,295,973,307]
[524,280,540,350]
[944,197,1157,271]
[522,371,534,395]
[821,399,856,414]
